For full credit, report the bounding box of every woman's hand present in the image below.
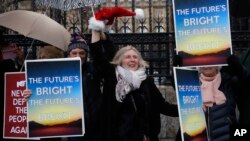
[23,89,32,101]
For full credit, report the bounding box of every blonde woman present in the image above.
[90,30,178,141]
[37,46,64,59]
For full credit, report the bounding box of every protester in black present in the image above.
[89,30,178,141]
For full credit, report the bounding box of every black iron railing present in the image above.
[2,31,250,85]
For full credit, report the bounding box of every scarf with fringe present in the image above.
[115,66,146,102]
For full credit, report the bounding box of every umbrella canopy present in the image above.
[0,10,70,51]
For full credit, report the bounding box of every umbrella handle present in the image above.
[20,39,35,72]
[91,4,95,17]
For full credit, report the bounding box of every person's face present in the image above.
[69,48,87,63]
[121,49,139,71]
[199,67,219,77]
[14,47,23,59]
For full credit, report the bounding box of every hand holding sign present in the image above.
[23,89,32,101]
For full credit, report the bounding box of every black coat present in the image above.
[0,60,17,141]
[70,36,117,141]
[233,72,250,124]
[79,62,103,141]
[228,56,250,124]
[90,41,178,141]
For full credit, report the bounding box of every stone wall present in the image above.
[157,85,179,141]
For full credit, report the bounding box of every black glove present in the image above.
[227,55,243,75]
[173,55,183,67]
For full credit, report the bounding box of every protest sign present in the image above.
[4,72,27,139]
[25,58,84,138]
[172,0,232,66]
[173,67,208,141]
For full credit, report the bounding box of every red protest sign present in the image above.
[4,72,27,139]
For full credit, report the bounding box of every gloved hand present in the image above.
[88,17,114,32]
[173,55,183,67]
[88,17,105,31]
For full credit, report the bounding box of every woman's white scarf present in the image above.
[115,66,147,102]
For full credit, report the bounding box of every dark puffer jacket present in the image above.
[204,55,250,141]
[204,70,237,141]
